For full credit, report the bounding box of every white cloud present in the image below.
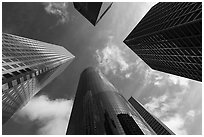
[95,36,146,80]
[144,69,154,85]
[143,68,166,86]
[163,114,187,135]
[43,3,69,24]
[154,81,162,87]
[14,95,73,135]
[95,43,129,75]
[142,68,190,88]
[155,75,163,80]
[137,71,201,134]
[153,74,165,87]
[186,110,195,120]
[144,83,188,117]
[125,73,132,78]
[168,74,189,87]
[143,68,190,89]
[144,94,168,117]
[145,93,195,134]
[143,78,200,135]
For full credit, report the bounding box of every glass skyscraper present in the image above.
[73,2,113,26]
[128,97,175,135]
[66,67,174,135]
[2,33,75,124]
[124,2,202,81]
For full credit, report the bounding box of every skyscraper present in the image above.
[2,33,75,124]
[66,67,174,135]
[124,2,202,81]
[73,2,113,26]
[128,97,175,135]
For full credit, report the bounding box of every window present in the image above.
[3,65,12,70]
[26,75,30,80]
[12,71,20,76]
[10,58,18,62]
[20,77,24,82]
[19,69,26,74]
[11,64,19,68]
[2,83,9,91]
[117,113,144,135]
[3,59,12,63]
[3,73,13,79]
[25,68,31,71]
[18,63,25,67]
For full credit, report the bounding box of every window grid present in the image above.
[2,32,74,125]
[124,2,202,81]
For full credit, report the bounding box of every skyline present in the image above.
[2,2,202,135]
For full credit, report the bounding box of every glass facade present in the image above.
[66,67,171,135]
[128,97,175,135]
[73,2,113,26]
[124,2,202,81]
[2,33,75,124]
[117,113,144,135]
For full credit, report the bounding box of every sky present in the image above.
[2,2,202,135]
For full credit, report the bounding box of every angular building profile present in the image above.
[128,97,175,135]
[2,33,75,124]
[124,2,202,81]
[73,2,113,26]
[66,67,174,135]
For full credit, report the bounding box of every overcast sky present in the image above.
[2,2,202,135]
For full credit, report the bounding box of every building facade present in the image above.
[124,2,202,81]
[73,2,113,26]
[128,97,175,135]
[66,67,174,135]
[2,33,75,124]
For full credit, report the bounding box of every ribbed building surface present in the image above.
[2,33,75,124]
[128,97,175,135]
[66,67,174,135]
[124,2,202,81]
[73,2,113,26]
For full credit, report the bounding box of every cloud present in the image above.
[186,110,195,118]
[163,109,200,135]
[144,94,168,118]
[95,43,129,75]
[163,114,187,135]
[143,67,190,89]
[95,37,144,79]
[14,95,73,135]
[125,73,132,78]
[143,76,202,135]
[168,74,189,87]
[143,74,200,135]
[43,2,69,24]
[145,95,188,134]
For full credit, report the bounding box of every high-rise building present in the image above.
[124,2,202,81]
[2,33,75,124]
[66,67,174,135]
[73,2,113,26]
[128,97,175,135]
